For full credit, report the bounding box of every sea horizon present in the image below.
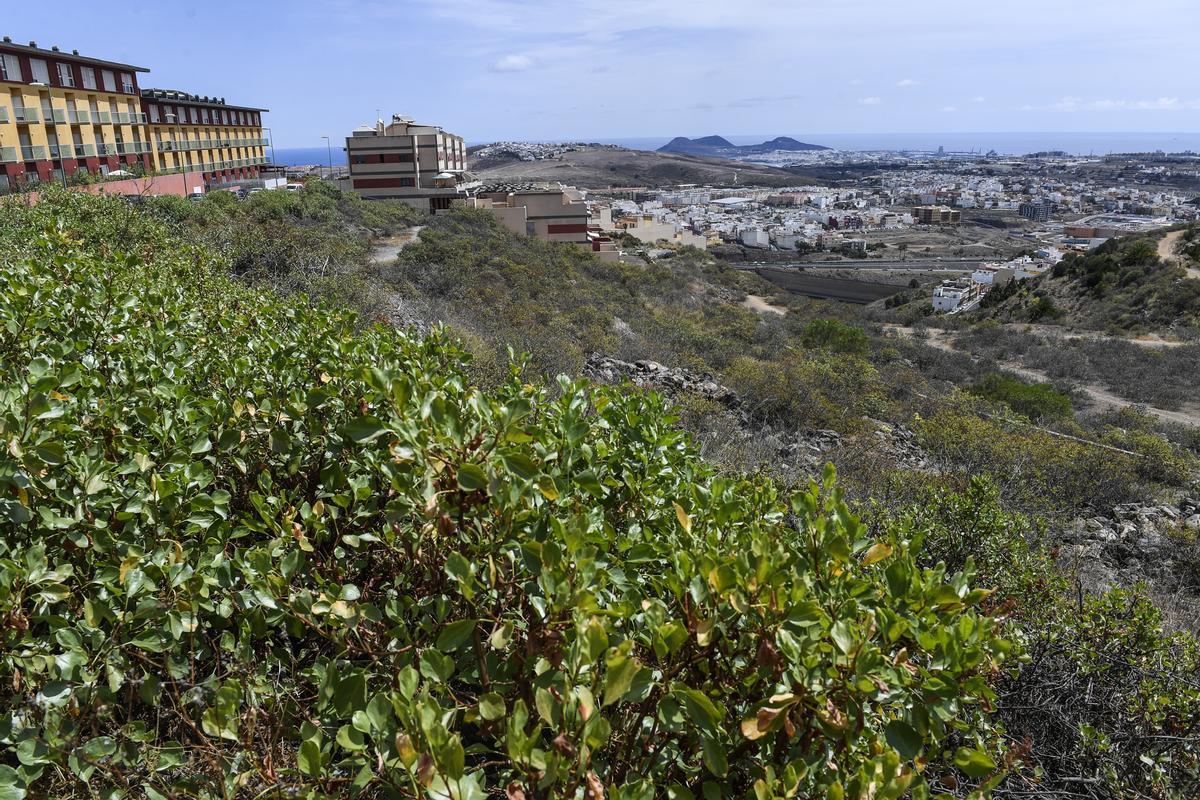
[272,131,1200,166]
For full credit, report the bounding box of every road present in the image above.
[753,269,903,304]
[884,325,1200,427]
[1157,229,1200,280]
[369,226,425,264]
[733,257,985,272]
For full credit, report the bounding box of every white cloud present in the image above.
[491,54,534,72]
[972,96,986,104]
[897,78,919,87]
[1031,95,1199,112]
[849,77,863,86]
[940,105,957,113]
[859,96,882,105]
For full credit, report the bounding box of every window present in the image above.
[81,67,96,90]
[401,177,416,187]
[201,108,210,124]
[29,59,50,84]
[0,54,20,82]
[148,104,159,123]
[120,72,133,93]
[56,63,75,87]
[101,70,116,92]
[189,107,198,124]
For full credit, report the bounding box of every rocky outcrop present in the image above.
[1062,499,1200,594]
[584,355,740,408]
[584,354,934,474]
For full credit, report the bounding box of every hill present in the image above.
[2,188,1197,798]
[658,135,831,157]
[980,227,1200,334]
[467,142,801,187]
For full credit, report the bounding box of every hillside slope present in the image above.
[982,227,1200,333]
[1,190,1198,799]
[467,143,799,187]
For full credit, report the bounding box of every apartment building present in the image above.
[912,205,962,225]
[0,36,268,193]
[0,37,152,190]
[346,115,467,212]
[141,89,269,186]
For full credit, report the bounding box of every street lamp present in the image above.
[321,135,332,179]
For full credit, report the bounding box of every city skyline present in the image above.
[4,0,1200,147]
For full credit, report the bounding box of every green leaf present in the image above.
[603,646,640,706]
[830,619,855,655]
[298,739,322,777]
[700,736,727,777]
[479,692,506,721]
[457,462,487,491]
[436,619,476,651]
[342,416,390,443]
[502,453,538,481]
[419,650,455,683]
[333,671,367,716]
[954,747,997,778]
[336,724,366,751]
[885,720,922,760]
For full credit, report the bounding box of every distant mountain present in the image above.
[658,135,830,157]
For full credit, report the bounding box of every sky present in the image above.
[6,0,1200,147]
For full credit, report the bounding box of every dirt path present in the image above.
[884,325,1200,427]
[997,360,1200,427]
[370,226,424,264]
[1158,229,1200,280]
[741,294,787,316]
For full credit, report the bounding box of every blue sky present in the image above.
[6,0,1200,147]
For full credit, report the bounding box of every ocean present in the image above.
[600,132,1200,155]
[274,146,342,167]
[275,132,1200,165]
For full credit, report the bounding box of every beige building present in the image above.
[345,115,467,212]
[614,213,707,250]
[470,185,617,261]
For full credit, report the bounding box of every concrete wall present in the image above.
[84,170,205,197]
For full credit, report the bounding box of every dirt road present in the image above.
[370,226,425,264]
[741,294,787,315]
[1158,229,1200,280]
[884,324,1200,427]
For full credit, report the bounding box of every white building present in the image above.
[932,280,981,313]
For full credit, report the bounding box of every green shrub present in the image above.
[0,205,1014,798]
[799,319,870,355]
[968,373,1072,422]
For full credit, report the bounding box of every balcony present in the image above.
[13,107,39,124]
[76,144,97,157]
[49,144,74,159]
[0,107,7,124]
[97,143,117,156]
[52,109,67,124]
[68,109,90,124]
[21,145,47,161]
[0,147,16,163]
[95,111,111,124]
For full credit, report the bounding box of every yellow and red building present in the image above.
[0,36,268,193]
